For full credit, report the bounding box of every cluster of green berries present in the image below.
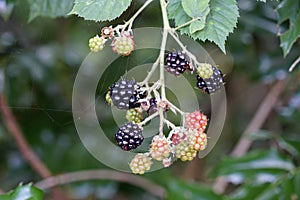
[165,51,224,94]
[129,110,208,174]
[89,26,134,56]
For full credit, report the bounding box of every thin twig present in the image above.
[35,169,166,198]
[0,95,68,200]
[140,57,160,86]
[174,17,201,31]
[114,0,154,32]
[169,30,200,67]
[159,0,170,100]
[138,112,159,126]
[289,56,300,72]
[166,100,185,115]
[0,95,52,178]
[213,80,288,194]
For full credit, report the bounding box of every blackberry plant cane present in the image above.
[81,0,235,174]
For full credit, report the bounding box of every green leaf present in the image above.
[278,135,300,157]
[230,183,275,200]
[189,20,206,33]
[167,0,191,35]
[167,179,225,200]
[212,150,295,184]
[276,0,300,57]
[167,0,239,54]
[0,184,44,200]
[181,0,210,18]
[230,169,300,200]
[192,0,239,53]
[27,0,74,22]
[69,0,132,22]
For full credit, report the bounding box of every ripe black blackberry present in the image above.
[165,52,190,76]
[115,122,144,151]
[109,79,137,110]
[196,66,224,94]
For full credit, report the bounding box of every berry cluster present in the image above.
[89,5,228,176]
[93,23,223,175]
[88,26,134,56]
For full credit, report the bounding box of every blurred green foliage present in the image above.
[1,0,300,199]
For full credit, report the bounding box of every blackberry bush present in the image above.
[84,0,230,174]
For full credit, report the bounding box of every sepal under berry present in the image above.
[129,153,152,174]
[101,26,114,38]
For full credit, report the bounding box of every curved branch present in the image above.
[0,95,52,178]
[0,95,67,200]
[35,169,166,198]
[213,79,288,193]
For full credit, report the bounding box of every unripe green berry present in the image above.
[89,35,105,52]
[175,140,197,161]
[112,36,134,56]
[105,92,112,105]
[197,63,214,79]
[129,153,152,174]
[126,109,142,123]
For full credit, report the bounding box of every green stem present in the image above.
[163,119,176,129]
[140,57,160,86]
[159,0,170,100]
[159,109,164,135]
[114,0,154,32]
[174,17,201,31]
[166,100,185,115]
[139,112,159,126]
